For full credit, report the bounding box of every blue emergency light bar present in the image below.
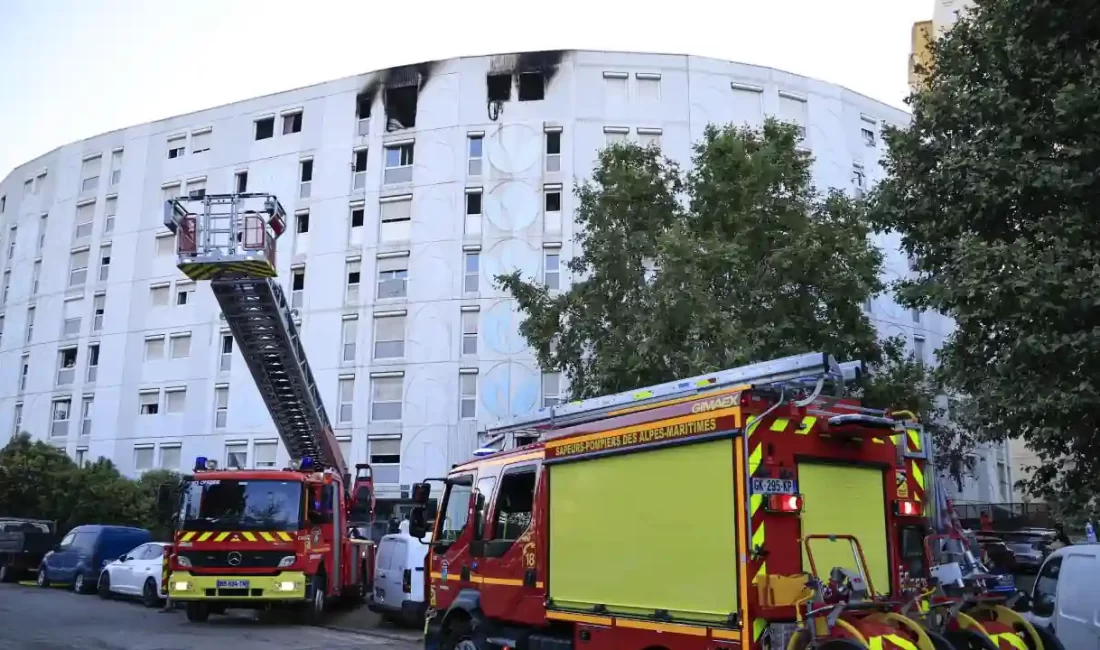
[193,456,218,471]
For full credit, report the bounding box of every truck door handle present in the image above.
[523,569,536,588]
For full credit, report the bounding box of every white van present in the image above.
[369,520,430,625]
[1025,543,1100,649]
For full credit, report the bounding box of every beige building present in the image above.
[909,0,974,90]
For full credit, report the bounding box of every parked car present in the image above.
[0,518,56,583]
[1005,538,1047,573]
[1020,543,1098,649]
[368,521,430,625]
[37,525,151,594]
[97,541,168,606]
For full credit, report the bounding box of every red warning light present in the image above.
[894,500,922,517]
[766,494,803,513]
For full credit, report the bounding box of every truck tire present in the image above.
[306,573,327,624]
[1031,625,1065,650]
[819,641,867,650]
[185,602,210,623]
[944,629,998,650]
[925,629,956,650]
[443,617,481,650]
[0,563,13,583]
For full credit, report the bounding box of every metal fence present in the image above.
[954,502,1055,530]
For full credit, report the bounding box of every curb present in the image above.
[317,623,423,644]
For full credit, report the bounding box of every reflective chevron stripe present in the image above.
[178,530,294,544]
[178,259,276,281]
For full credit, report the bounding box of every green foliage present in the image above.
[0,433,179,535]
[499,120,941,453]
[867,0,1100,512]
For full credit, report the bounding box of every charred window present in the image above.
[385,86,418,131]
[518,72,545,101]
[487,74,511,102]
[491,466,537,542]
[356,93,372,120]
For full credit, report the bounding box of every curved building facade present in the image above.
[0,50,968,501]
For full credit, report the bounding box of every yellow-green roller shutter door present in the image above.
[798,463,890,595]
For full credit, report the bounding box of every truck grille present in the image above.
[179,550,288,569]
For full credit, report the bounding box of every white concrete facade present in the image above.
[0,49,999,499]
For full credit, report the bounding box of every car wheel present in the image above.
[98,572,112,599]
[73,572,88,594]
[36,567,49,588]
[0,564,12,583]
[142,578,161,608]
[185,602,209,623]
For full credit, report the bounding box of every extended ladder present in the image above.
[164,192,346,478]
[485,352,864,442]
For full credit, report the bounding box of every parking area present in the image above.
[0,582,420,650]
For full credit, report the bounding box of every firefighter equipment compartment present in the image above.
[548,439,739,623]
[798,462,889,593]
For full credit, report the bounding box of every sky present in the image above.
[0,0,929,179]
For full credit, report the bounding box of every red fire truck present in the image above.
[160,192,376,623]
[410,352,934,650]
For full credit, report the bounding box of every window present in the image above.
[165,388,187,413]
[254,441,277,469]
[12,403,22,436]
[350,206,365,231]
[51,399,71,438]
[544,251,560,290]
[19,355,29,391]
[291,267,305,308]
[0,314,3,348]
[468,135,483,176]
[296,210,309,234]
[225,443,248,469]
[464,252,479,292]
[214,386,229,428]
[852,166,866,198]
[167,136,186,159]
[1032,557,1061,618]
[356,93,372,136]
[518,72,545,101]
[31,261,41,294]
[110,150,123,185]
[369,438,401,483]
[103,197,116,235]
[282,111,303,135]
[185,177,205,198]
[487,74,511,102]
[337,437,352,463]
[7,225,16,259]
[377,259,408,299]
[914,336,926,365]
[191,129,211,154]
[81,156,100,192]
[87,344,99,382]
[345,261,361,304]
[778,91,808,139]
[299,159,313,199]
[862,128,876,147]
[342,317,358,363]
[80,396,93,437]
[542,372,562,407]
[1,270,9,304]
[353,149,368,190]
[255,116,275,140]
[466,190,482,218]
[460,373,477,419]
[338,377,355,423]
[604,128,628,145]
[170,333,192,359]
[383,143,414,184]
[235,170,248,193]
[74,202,95,239]
[57,347,77,385]
[0,196,5,213]
[637,128,662,148]
[145,335,166,361]
[384,81,418,131]
[62,298,82,337]
[92,294,105,331]
[380,195,412,242]
[97,244,111,282]
[219,334,233,372]
[491,467,537,541]
[156,233,176,256]
[604,71,628,103]
[636,72,662,101]
[69,249,89,287]
[436,475,473,543]
[545,187,562,214]
[461,310,478,355]
[162,183,181,205]
[176,281,195,305]
[37,214,47,251]
[159,445,181,470]
[371,376,403,420]
[545,130,561,172]
[911,308,921,324]
[373,315,406,359]
[25,306,34,343]
[140,391,160,415]
[75,447,86,467]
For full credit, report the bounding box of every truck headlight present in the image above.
[275,581,298,592]
[277,555,296,568]
[173,581,191,591]
[176,556,192,568]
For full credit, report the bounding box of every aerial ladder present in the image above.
[163,191,375,519]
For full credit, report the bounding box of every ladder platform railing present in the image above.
[486,352,864,437]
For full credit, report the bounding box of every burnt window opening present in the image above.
[255,117,275,141]
[296,212,310,234]
[466,192,482,216]
[356,93,372,120]
[487,74,511,102]
[235,171,248,193]
[518,72,545,101]
[351,208,364,228]
[300,159,313,183]
[354,150,368,173]
[283,112,303,135]
[385,86,418,131]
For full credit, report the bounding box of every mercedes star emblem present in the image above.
[227,551,242,566]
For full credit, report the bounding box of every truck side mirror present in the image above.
[156,484,172,512]
[408,507,429,539]
[411,482,431,505]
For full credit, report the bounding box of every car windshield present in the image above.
[180,479,303,531]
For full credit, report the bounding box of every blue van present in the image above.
[37,525,151,594]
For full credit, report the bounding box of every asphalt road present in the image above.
[0,583,419,650]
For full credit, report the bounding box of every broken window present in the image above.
[356,93,372,136]
[385,86,417,131]
[518,72,545,101]
[283,112,303,135]
[487,74,511,102]
[255,117,274,140]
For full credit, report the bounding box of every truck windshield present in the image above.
[180,479,303,531]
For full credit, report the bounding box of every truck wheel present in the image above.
[1030,626,1065,650]
[0,564,12,583]
[306,574,327,624]
[185,602,210,623]
[819,641,867,649]
[944,629,998,650]
[925,629,956,650]
[443,618,481,650]
[98,573,112,599]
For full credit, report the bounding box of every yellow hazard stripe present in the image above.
[748,444,763,476]
[907,428,922,451]
[796,416,816,434]
[753,619,767,642]
[259,532,276,542]
[277,531,293,541]
[180,532,194,542]
[989,633,1027,650]
[868,634,918,650]
[215,532,230,542]
[241,532,257,542]
[911,461,925,491]
[770,417,789,432]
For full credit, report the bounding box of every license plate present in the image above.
[751,478,797,494]
[216,580,249,589]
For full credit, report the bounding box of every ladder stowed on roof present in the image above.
[486,352,865,440]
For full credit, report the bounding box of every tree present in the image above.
[499,120,940,444]
[867,0,1100,511]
